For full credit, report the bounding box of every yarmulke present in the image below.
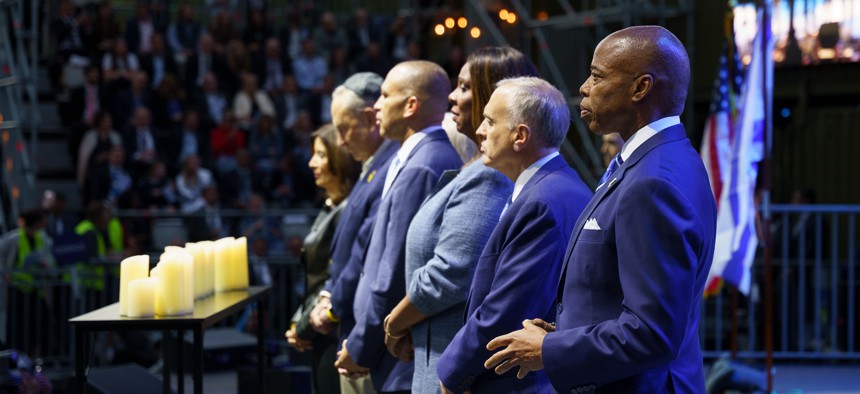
[342,72,383,102]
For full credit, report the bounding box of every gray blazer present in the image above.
[405,160,512,394]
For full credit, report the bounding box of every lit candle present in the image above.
[127,277,157,318]
[150,265,165,316]
[198,240,215,297]
[233,237,249,290]
[213,237,235,292]
[119,255,149,316]
[185,242,207,299]
[157,256,193,316]
[163,248,195,310]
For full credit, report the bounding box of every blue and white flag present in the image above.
[706,0,772,296]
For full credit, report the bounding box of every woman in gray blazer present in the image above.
[382,47,540,394]
[286,124,360,394]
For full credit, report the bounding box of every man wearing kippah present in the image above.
[305,72,398,394]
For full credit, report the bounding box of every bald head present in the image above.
[603,26,690,115]
[579,26,689,138]
[388,60,451,121]
[375,60,451,140]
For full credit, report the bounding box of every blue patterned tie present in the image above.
[597,154,623,190]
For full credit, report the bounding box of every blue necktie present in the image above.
[597,154,623,190]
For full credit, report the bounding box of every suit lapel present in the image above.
[385,128,446,193]
[557,125,688,294]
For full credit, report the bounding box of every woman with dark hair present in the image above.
[382,47,539,393]
[286,124,360,394]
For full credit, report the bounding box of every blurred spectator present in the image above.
[62,65,105,161]
[233,73,275,129]
[123,107,162,179]
[278,7,310,60]
[255,37,291,95]
[126,2,163,55]
[152,74,186,130]
[248,114,284,173]
[140,32,178,89]
[185,186,228,241]
[210,11,239,51]
[313,12,347,59]
[167,5,202,62]
[210,110,247,173]
[84,146,132,206]
[244,9,273,54]
[193,72,228,132]
[224,40,253,96]
[174,110,212,171]
[101,38,139,84]
[136,160,177,210]
[329,47,354,86]
[386,15,412,62]
[185,34,226,91]
[76,200,125,261]
[310,74,335,125]
[206,0,239,18]
[218,149,257,209]
[112,70,153,129]
[292,39,328,94]
[93,3,120,55]
[248,237,273,285]
[272,75,302,131]
[600,132,624,167]
[354,41,392,76]
[347,8,381,61]
[442,46,466,88]
[239,193,284,254]
[0,208,55,358]
[52,0,84,56]
[77,111,122,185]
[176,154,215,213]
[265,154,298,207]
[43,191,78,238]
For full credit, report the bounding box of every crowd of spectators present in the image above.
[51,0,426,250]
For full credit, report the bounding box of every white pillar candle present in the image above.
[157,257,193,316]
[233,237,249,290]
[185,242,206,299]
[150,266,165,316]
[127,277,157,318]
[213,237,235,292]
[198,240,215,297]
[119,255,150,316]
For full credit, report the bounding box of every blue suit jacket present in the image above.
[543,125,717,394]
[347,129,462,392]
[437,155,592,394]
[326,140,398,340]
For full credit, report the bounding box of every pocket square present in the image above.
[583,218,601,230]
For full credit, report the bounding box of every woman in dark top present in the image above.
[286,124,360,394]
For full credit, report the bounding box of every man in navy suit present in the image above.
[437,77,591,394]
[305,72,399,394]
[335,61,463,393]
[484,26,717,394]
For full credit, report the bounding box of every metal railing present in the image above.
[701,204,860,360]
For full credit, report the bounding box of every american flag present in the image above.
[703,2,771,297]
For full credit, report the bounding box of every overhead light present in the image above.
[506,12,517,24]
[537,11,548,21]
[445,17,455,28]
[499,9,509,20]
[458,17,468,28]
[470,27,481,38]
[434,24,445,36]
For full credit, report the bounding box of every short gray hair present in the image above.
[495,77,570,148]
[332,85,372,117]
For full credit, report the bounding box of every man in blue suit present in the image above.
[484,26,717,394]
[437,77,592,394]
[305,72,399,393]
[335,61,463,394]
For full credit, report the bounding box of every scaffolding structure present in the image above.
[467,0,695,186]
[0,0,39,231]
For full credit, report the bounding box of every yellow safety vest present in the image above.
[11,229,43,293]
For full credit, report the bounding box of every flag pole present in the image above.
[759,0,775,390]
